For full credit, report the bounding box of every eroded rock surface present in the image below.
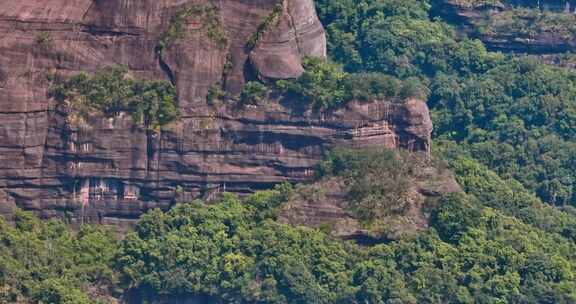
[436,0,576,54]
[249,0,327,80]
[0,0,433,228]
[279,156,460,241]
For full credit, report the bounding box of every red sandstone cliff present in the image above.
[0,0,434,229]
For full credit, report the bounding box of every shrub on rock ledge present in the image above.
[50,66,179,130]
[241,81,268,105]
[276,57,427,110]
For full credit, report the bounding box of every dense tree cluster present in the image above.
[0,212,118,303]
[276,57,427,109]
[432,60,576,206]
[315,0,500,78]
[50,66,179,130]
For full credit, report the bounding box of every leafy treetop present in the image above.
[50,66,179,130]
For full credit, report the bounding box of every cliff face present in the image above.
[437,0,576,54]
[0,0,433,228]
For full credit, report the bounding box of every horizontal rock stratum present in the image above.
[0,0,433,228]
[436,0,576,54]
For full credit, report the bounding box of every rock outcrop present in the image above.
[250,0,327,80]
[279,155,460,242]
[436,0,576,54]
[0,0,433,228]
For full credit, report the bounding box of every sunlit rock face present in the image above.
[0,0,432,229]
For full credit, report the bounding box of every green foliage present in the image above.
[431,193,482,242]
[432,58,576,206]
[438,145,576,242]
[277,57,422,109]
[158,4,228,52]
[35,32,52,49]
[116,191,356,303]
[399,77,429,100]
[452,0,576,10]
[240,81,268,105]
[33,279,92,304]
[0,211,118,303]
[319,148,415,221]
[112,179,576,303]
[206,83,225,104]
[343,72,401,101]
[246,3,283,50]
[50,66,179,130]
[276,57,348,109]
[5,180,576,303]
[427,156,576,301]
[424,203,576,303]
[315,0,501,77]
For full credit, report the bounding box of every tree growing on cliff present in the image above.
[0,211,119,303]
[50,66,179,130]
[276,57,420,109]
[240,81,268,105]
[276,57,348,109]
